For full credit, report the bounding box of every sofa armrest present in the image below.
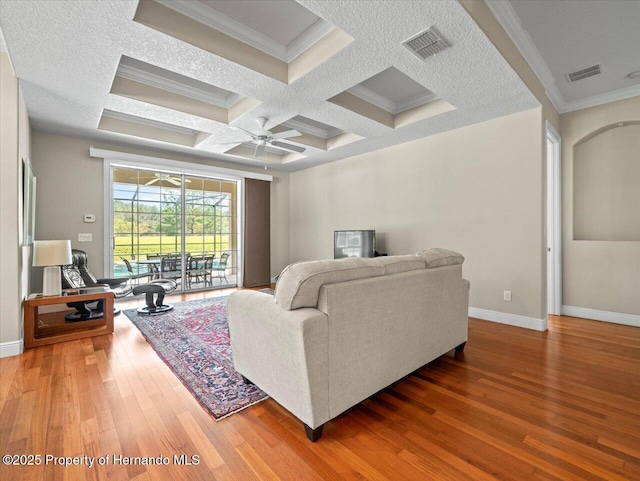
[227,290,330,428]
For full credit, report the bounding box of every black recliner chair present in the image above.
[61,249,133,321]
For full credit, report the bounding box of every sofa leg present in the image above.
[241,375,253,385]
[304,423,324,442]
[455,342,466,353]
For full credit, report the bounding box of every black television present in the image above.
[334,230,376,259]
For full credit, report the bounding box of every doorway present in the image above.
[546,122,561,316]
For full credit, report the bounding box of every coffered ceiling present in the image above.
[0,0,539,172]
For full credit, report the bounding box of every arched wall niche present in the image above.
[573,121,640,241]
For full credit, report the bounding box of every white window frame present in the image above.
[92,147,272,290]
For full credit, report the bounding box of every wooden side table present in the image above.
[23,288,115,348]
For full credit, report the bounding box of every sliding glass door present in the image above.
[111,166,238,291]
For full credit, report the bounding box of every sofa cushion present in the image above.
[275,258,385,310]
[375,255,426,275]
[416,248,464,268]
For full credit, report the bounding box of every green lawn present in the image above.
[114,234,233,258]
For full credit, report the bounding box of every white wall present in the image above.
[30,132,291,290]
[0,51,31,356]
[290,108,546,323]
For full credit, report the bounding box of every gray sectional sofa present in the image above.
[227,248,470,441]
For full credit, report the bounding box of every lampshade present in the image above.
[33,240,72,296]
[33,240,73,266]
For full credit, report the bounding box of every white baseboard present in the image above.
[562,305,640,328]
[469,307,548,331]
[270,276,277,283]
[0,339,24,358]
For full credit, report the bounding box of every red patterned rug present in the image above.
[123,291,271,419]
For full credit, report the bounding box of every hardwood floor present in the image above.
[1,289,639,480]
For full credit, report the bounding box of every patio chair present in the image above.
[160,254,185,284]
[211,252,231,284]
[187,254,215,288]
[145,253,163,278]
[120,257,154,285]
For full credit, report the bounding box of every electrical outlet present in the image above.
[504,290,512,301]
[78,233,92,242]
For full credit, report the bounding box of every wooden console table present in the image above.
[23,288,115,348]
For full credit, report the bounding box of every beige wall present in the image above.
[458,0,561,321]
[290,108,545,321]
[560,96,640,316]
[30,132,290,291]
[573,124,640,241]
[0,51,31,351]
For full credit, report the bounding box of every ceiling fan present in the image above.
[144,173,191,186]
[218,117,306,158]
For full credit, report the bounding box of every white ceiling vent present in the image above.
[402,27,450,60]
[565,64,601,82]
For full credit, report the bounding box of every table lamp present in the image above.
[33,240,73,296]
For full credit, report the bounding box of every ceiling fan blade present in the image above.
[271,129,301,140]
[230,125,256,138]
[145,178,159,185]
[271,141,306,153]
[167,178,181,186]
[254,143,266,158]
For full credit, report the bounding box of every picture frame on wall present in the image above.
[23,157,36,245]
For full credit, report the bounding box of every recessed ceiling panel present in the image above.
[135,0,352,84]
[348,67,438,114]
[198,0,320,47]
[118,55,241,106]
[98,109,209,147]
[273,116,363,151]
[329,67,454,129]
[111,55,260,123]
[283,115,343,139]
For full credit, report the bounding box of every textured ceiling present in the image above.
[0,0,539,172]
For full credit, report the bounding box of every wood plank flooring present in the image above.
[1,288,639,480]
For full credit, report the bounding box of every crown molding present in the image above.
[485,0,566,112]
[561,83,640,113]
[102,109,199,135]
[396,91,439,113]
[347,85,397,113]
[543,86,565,113]
[156,0,332,64]
[286,20,333,61]
[0,27,7,53]
[348,85,437,114]
[485,1,556,86]
[281,118,342,139]
[116,63,240,108]
[156,0,287,60]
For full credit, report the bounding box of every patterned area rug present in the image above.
[123,291,272,419]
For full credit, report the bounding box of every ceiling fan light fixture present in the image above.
[220,117,306,158]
